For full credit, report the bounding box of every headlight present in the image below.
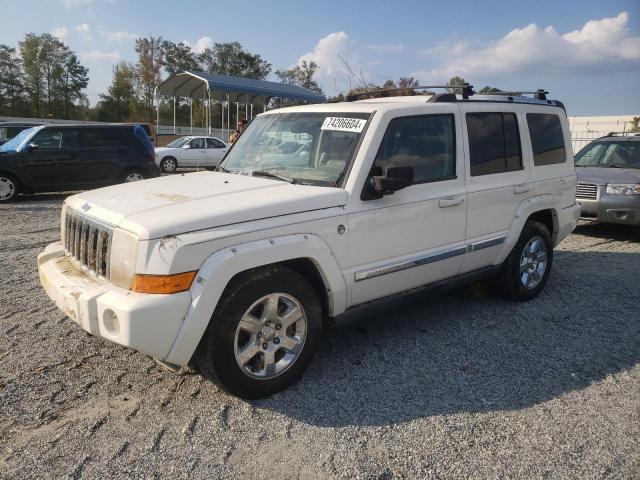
[606,184,640,195]
[109,228,139,289]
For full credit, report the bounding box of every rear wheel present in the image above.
[121,170,146,183]
[498,220,553,301]
[160,157,178,173]
[0,174,19,203]
[193,265,323,399]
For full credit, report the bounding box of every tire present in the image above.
[160,157,178,173]
[0,174,20,203]
[121,169,146,183]
[497,220,553,301]
[193,265,323,399]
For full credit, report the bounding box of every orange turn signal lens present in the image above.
[131,271,197,294]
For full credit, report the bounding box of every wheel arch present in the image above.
[496,196,560,264]
[163,234,346,366]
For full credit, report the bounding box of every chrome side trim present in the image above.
[468,236,506,252]
[353,235,507,283]
[354,246,467,282]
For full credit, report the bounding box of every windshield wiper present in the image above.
[608,164,626,168]
[251,170,297,184]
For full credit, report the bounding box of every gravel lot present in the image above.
[1,194,639,479]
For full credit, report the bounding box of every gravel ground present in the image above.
[1,194,639,479]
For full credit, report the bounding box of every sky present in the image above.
[1,0,639,116]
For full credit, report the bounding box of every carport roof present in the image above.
[157,70,326,103]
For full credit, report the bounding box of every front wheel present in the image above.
[193,265,323,399]
[121,170,146,183]
[160,157,178,173]
[497,220,553,301]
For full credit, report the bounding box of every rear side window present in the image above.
[81,128,128,148]
[207,138,226,148]
[374,114,456,184]
[466,113,522,176]
[527,113,566,165]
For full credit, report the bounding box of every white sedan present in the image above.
[155,136,228,173]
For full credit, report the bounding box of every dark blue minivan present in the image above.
[0,124,159,202]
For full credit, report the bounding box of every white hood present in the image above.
[65,172,348,240]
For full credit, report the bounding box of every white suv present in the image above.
[38,89,580,398]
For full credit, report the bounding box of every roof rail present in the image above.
[603,131,636,138]
[346,83,476,101]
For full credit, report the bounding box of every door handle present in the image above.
[514,184,530,194]
[439,196,465,208]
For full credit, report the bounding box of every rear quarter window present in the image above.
[527,113,566,166]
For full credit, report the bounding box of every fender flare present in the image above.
[495,194,559,264]
[164,233,346,366]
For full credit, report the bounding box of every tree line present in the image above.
[1,32,508,127]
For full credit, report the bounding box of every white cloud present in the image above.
[81,50,120,62]
[98,26,139,43]
[75,23,92,40]
[367,44,404,54]
[51,26,69,42]
[416,12,640,81]
[183,36,213,54]
[299,32,367,94]
[61,0,93,9]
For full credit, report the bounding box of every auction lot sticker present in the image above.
[321,117,366,133]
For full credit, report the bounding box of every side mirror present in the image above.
[27,143,39,152]
[183,144,191,149]
[370,166,414,196]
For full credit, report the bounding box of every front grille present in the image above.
[576,183,598,200]
[63,209,113,278]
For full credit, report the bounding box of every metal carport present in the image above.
[155,70,326,140]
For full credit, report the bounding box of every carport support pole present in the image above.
[155,88,159,144]
[190,98,193,134]
[208,90,212,135]
[173,97,176,135]
[236,102,239,129]
[226,93,230,141]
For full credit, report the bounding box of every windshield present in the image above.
[575,141,640,168]
[166,137,191,148]
[219,112,372,186]
[0,127,38,153]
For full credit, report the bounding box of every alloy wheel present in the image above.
[233,293,307,380]
[519,235,548,289]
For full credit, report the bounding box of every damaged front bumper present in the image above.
[38,242,192,362]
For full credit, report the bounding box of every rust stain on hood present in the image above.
[147,193,192,202]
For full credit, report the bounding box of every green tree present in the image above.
[60,53,89,118]
[275,60,323,95]
[199,42,271,79]
[135,36,164,123]
[161,40,201,76]
[94,62,138,122]
[629,117,640,134]
[18,33,88,118]
[0,45,27,115]
[445,76,467,94]
[19,33,46,117]
[479,86,503,94]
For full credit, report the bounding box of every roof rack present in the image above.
[602,132,639,138]
[346,83,476,101]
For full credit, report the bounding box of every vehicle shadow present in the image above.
[573,221,639,242]
[256,250,640,427]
